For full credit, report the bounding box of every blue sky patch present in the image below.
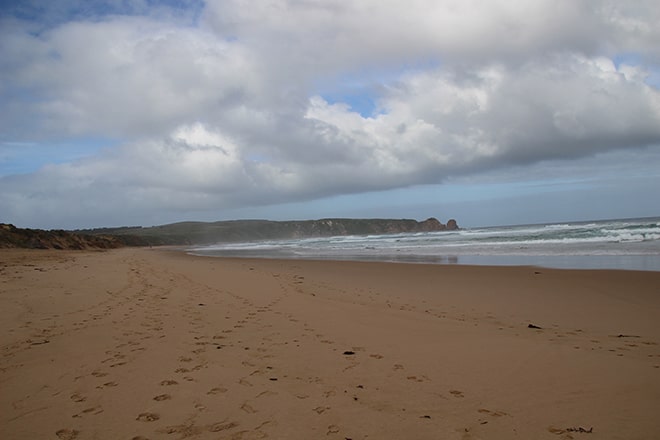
[0,137,118,176]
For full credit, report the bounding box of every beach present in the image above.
[1,248,659,440]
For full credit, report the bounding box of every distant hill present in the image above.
[1,217,458,249]
[78,217,459,246]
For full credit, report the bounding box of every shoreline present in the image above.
[2,248,659,439]
[187,249,660,272]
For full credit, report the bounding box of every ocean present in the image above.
[189,217,660,271]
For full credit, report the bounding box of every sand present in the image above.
[1,248,659,440]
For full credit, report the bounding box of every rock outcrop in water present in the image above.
[1,217,459,249]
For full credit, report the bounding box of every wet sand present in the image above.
[1,248,659,439]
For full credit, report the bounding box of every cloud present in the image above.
[0,16,257,140]
[304,55,660,178]
[1,0,660,227]
[203,0,660,68]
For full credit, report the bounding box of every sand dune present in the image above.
[1,248,659,439]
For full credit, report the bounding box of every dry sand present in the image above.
[1,248,659,440]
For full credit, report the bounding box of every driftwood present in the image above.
[567,427,593,433]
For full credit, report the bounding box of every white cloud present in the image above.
[306,55,660,172]
[1,16,257,139]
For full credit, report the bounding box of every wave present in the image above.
[191,217,660,257]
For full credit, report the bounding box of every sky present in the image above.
[1,0,660,229]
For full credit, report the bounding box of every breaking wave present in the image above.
[190,217,660,271]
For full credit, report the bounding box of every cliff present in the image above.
[80,217,459,246]
[1,217,459,249]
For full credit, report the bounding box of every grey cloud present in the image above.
[2,0,660,228]
[202,0,660,69]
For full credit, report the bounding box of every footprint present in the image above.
[153,394,171,401]
[161,423,202,436]
[56,429,80,439]
[406,375,429,382]
[478,408,507,417]
[136,412,160,422]
[449,390,464,398]
[73,406,104,418]
[70,393,86,403]
[240,403,257,414]
[207,387,228,395]
[98,381,118,389]
[208,421,239,432]
[160,379,178,386]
